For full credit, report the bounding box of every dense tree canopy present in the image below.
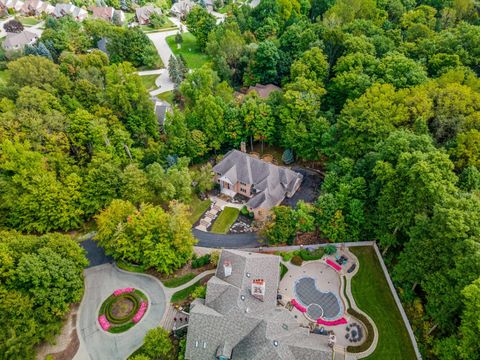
[2,0,480,358]
[0,232,87,359]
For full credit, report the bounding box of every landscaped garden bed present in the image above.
[98,288,148,333]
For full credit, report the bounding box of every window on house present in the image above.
[240,181,246,186]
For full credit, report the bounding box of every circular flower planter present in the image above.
[98,288,148,333]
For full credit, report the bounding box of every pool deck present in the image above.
[278,248,375,356]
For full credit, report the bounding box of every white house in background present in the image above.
[53,3,87,21]
[170,0,195,18]
[135,5,161,25]
[2,30,38,50]
[4,0,25,12]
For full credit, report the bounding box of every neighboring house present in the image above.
[135,5,161,25]
[247,83,282,99]
[97,37,108,55]
[153,99,172,128]
[54,3,87,21]
[4,0,24,12]
[90,6,125,24]
[0,2,7,17]
[20,0,54,16]
[185,249,332,360]
[90,5,113,21]
[170,0,194,18]
[2,30,38,50]
[213,150,303,220]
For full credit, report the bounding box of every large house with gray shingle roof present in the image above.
[213,150,303,219]
[185,249,332,360]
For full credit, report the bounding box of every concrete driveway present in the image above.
[75,264,167,360]
[146,24,180,94]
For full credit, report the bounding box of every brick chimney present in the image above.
[223,260,232,277]
[251,279,266,301]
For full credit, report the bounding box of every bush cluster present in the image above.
[192,254,211,268]
[291,255,303,266]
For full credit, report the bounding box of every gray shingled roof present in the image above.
[2,30,37,50]
[185,250,332,360]
[213,150,303,210]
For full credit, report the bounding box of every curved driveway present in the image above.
[193,228,261,248]
[77,264,166,360]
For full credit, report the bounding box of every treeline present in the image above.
[0,231,87,359]
[167,2,480,359]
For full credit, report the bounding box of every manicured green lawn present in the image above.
[280,263,288,280]
[210,207,239,234]
[141,18,176,33]
[16,16,41,26]
[188,196,212,224]
[157,90,174,104]
[166,32,210,69]
[163,273,196,288]
[140,74,158,91]
[124,12,135,23]
[171,281,202,303]
[350,247,416,360]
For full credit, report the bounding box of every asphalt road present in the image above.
[80,239,112,268]
[193,228,262,248]
[77,264,166,360]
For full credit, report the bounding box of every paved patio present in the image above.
[278,257,366,350]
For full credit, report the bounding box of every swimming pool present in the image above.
[294,277,343,320]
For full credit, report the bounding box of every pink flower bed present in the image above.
[98,315,111,331]
[291,299,307,313]
[326,259,342,272]
[132,301,148,323]
[113,287,135,296]
[316,317,348,326]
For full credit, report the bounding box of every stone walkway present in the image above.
[195,202,221,231]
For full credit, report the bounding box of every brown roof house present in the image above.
[20,0,54,15]
[2,30,38,51]
[90,6,125,24]
[135,5,161,25]
[170,0,194,18]
[185,249,333,360]
[213,150,303,220]
[247,83,282,99]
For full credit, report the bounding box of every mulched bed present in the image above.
[295,232,330,245]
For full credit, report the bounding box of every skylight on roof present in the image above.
[273,340,279,347]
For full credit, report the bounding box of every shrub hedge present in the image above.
[192,254,211,268]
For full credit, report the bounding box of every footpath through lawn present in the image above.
[350,246,417,360]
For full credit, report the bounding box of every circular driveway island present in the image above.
[77,264,166,360]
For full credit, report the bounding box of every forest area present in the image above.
[0,0,480,359]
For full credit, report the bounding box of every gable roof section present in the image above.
[3,30,37,49]
[213,150,303,210]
